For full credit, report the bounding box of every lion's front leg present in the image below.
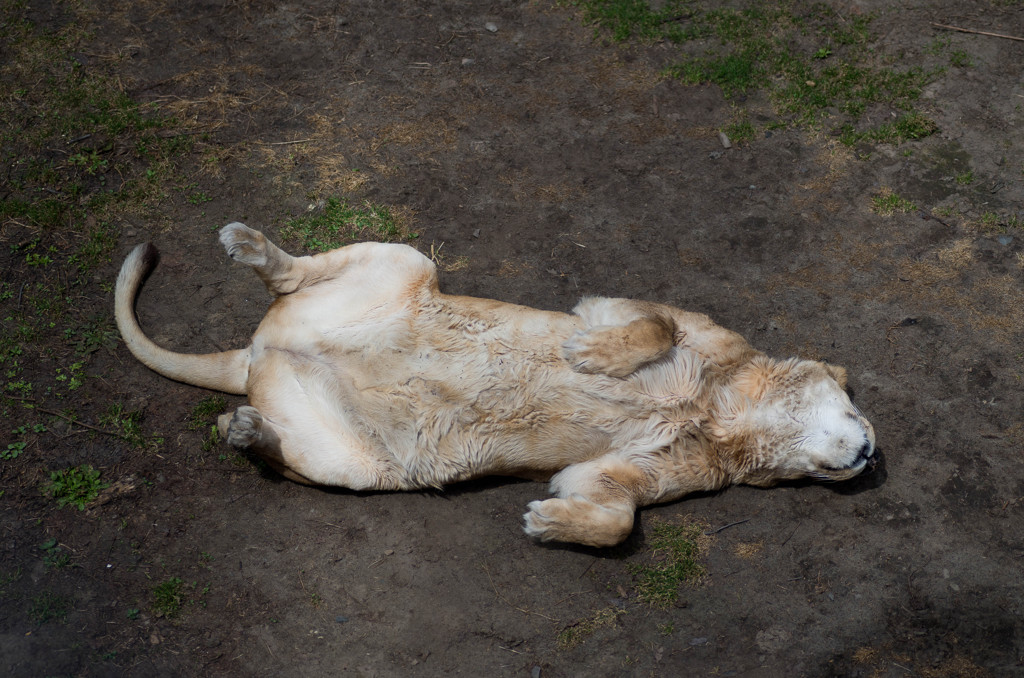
[522,456,650,547]
[563,297,675,378]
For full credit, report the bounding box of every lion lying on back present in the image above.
[114,223,876,547]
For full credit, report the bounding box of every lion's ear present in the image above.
[823,363,848,389]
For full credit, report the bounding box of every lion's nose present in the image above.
[857,440,876,470]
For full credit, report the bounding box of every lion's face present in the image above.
[716,358,876,486]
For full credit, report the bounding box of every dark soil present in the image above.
[2,1,1023,676]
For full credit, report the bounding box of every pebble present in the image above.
[997,234,1013,246]
[718,131,732,149]
[531,666,542,678]
[335,615,348,623]
[690,637,708,646]
[485,22,498,33]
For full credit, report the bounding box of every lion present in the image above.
[114,223,876,547]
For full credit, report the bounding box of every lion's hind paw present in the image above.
[222,406,264,449]
[219,222,269,268]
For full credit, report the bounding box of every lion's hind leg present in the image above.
[219,222,309,296]
[218,406,316,485]
[523,457,650,547]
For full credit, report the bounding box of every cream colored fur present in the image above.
[114,223,876,547]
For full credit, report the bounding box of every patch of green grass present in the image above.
[64,315,119,356]
[722,118,756,145]
[569,0,938,144]
[627,520,708,608]
[871,190,917,215]
[187,395,227,430]
[949,50,973,68]
[281,197,417,252]
[152,577,185,617]
[44,464,107,510]
[28,591,70,624]
[99,403,161,449]
[188,396,227,451]
[955,169,975,186]
[557,607,627,649]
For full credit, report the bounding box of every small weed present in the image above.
[949,50,973,68]
[627,519,708,608]
[44,464,107,510]
[54,361,85,392]
[152,577,185,617]
[658,621,675,635]
[871,190,917,216]
[0,568,22,598]
[29,591,70,624]
[100,403,157,448]
[722,119,756,145]
[126,607,140,620]
[281,197,417,252]
[187,191,213,205]
[66,316,119,356]
[3,441,27,460]
[39,538,72,569]
[201,425,221,452]
[25,252,53,267]
[187,395,227,430]
[557,607,627,649]
[975,211,1000,231]
[955,170,975,186]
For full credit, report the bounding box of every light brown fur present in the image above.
[114,223,876,547]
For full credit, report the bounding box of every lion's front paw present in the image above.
[522,499,561,542]
[224,406,263,449]
[523,496,635,547]
[219,222,268,267]
[562,327,635,378]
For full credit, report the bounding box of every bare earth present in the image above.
[2,0,1023,676]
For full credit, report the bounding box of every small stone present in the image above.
[718,131,732,149]
[484,22,498,33]
[997,234,1013,246]
[690,637,708,646]
[462,58,475,66]
[531,666,542,678]
[335,615,348,623]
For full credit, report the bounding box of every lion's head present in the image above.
[712,356,876,486]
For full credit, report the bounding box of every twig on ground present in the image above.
[7,397,119,437]
[704,518,750,535]
[931,23,1024,42]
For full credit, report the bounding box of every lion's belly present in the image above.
[248,302,671,488]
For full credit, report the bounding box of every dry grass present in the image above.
[732,541,763,559]
[499,168,585,204]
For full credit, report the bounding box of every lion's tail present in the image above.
[114,243,250,395]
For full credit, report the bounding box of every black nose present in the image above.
[857,441,877,470]
[858,441,874,460]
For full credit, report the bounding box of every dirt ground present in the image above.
[2,0,1023,676]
